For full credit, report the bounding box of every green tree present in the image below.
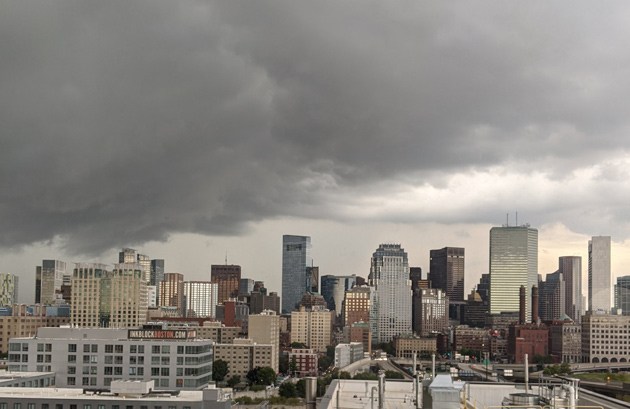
[227,375,241,388]
[247,366,277,385]
[279,382,298,398]
[290,342,308,348]
[212,359,229,382]
[296,379,306,398]
[319,355,333,370]
[385,370,404,379]
[559,363,572,375]
[326,345,335,359]
[353,372,378,380]
[279,357,289,374]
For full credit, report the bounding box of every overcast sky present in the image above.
[2,1,630,303]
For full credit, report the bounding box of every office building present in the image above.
[538,271,565,321]
[183,281,218,318]
[343,286,371,327]
[321,274,356,318]
[298,292,327,310]
[8,326,214,390]
[393,336,437,358]
[211,265,241,304]
[615,275,630,315]
[409,267,423,290]
[309,266,320,293]
[118,249,151,282]
[429,247,465,302]
[159,273,184,315]
[412,288,448,337]
[463,290,488,328]
[169,322,240,344]
[247,310,280,372]
[214,338,274,379]
[549,317,581,364]
[368,244,412,343]
[249,290,280,315]
[281,235,312,314]
[0,273,19,306]
[582,312,630,363]
[35,260,66,304]
[216,300,249,330]
[489,225,538,321]
[137,254,151,283]
[334,342,364,368]
[588,236,612,312]
[559,256,583,323]
[290,306,333,353]
[150,259,165,286]
[508,324,549,364]
[239,278,255,295]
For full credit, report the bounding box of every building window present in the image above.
[152,346,160,354]
[105,345,113,354]
[14,404,21,409]
[115,345,123,353]
[83,345,90,353]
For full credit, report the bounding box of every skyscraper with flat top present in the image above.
[369,244,412,343]
[429,247,465,302]
[588,236,611,312]
[211,264,241,304]
[489,225,538,321]
[281,235,312,314]
[559,256,583,322]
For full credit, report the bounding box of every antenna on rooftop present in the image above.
[506,213,509,227]
[516,211,518,226]
[225,251,228,265]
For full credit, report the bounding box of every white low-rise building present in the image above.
[334,342,363,368]
[8,326,214,390]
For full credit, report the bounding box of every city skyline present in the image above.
[4,2,630,305]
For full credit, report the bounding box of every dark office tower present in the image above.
[410,267,423,290]
[476,274,491,305]
[309,266,320,293]
[240,278,255,295]
[539,271,565,322]
[429,247,465,303]
[559,256,583,323]
[150,259,165,287]
[614,276,630,315]
[281,235,312,314]
[211,264,242,304]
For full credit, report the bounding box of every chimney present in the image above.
[531,285,539,325]
[519,286,526,325]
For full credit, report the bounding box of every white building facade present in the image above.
[588,236,611,313]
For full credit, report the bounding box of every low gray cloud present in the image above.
[2,1,630,256]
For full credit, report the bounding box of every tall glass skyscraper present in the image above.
[281,235,312,314]
[615,275,630,315]
[588,236,611,312]
[368,244,412,343]
[489,225,538,321]
[320,274,356,318]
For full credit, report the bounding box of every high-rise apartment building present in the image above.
[159,273,184,315]
[35,260,66,304]
[321,274,356,318]
[368,244,412,343]
[211,264,241,304]
[559,256,583,323]
[183,281,218,318]
[282,235,312,314]
[248,310,280,372]
[290,306,333,353]
[249,291,280,315]
[71,263,109,327]
[0,274,18,306]
[239,278,255,295]
[107,264,148,328]
[429,247,465,302]
[489,226,538,321]
[588,236,612,312]
[614,276,630,315]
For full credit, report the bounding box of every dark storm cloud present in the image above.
[2,1,630,254]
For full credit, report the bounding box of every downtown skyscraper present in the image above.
[281,235,312,314]
[559,256,583,322]
[429,247,465,302]
[588,236,611,312]
[368,244,412,343]
[489,225,538,321]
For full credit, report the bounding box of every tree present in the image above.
[279,382,298,398]
[559,363,572,375]
[319,355,333,370]
[212,359,229,382]
[296,379,306,398]
[247,366,277,385]
[279,357,290,374]
[385,370,404,379]
[326,345,335,359]
[227,375,241,388]
[290,342,308,348]
[353,372,378,380]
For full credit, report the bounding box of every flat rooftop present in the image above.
[0,387,206,402]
